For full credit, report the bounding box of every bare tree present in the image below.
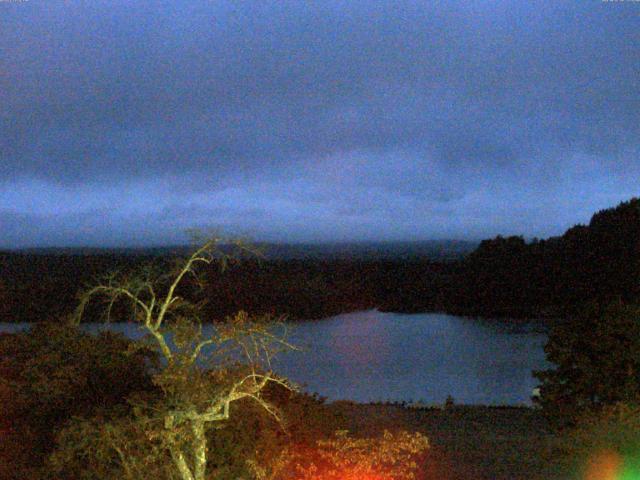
[73,237,297,480]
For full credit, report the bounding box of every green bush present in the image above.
[0,322,155,479]
[534,300,640,429]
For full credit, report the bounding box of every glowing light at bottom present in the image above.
[584,450,640,480]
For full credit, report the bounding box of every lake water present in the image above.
[0,310,549,405]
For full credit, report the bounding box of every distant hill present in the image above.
[8,245,193,257]
[9,240,478,262]
[257,240,477,261]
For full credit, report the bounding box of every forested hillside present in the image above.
[436,198,640,318]
[1,198,638,323]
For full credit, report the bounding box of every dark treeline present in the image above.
[1,198,639,323]
[0,252,451,322]
[0,253,165,324]
[201,259,453,320]
[439,197,640,319]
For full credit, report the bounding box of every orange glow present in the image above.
[584,450,622,480]
[333,471,388,480]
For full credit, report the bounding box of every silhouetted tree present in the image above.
[534,300,640,429]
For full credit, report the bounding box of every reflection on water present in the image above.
[0,310,549,405]
[272,311,549,405]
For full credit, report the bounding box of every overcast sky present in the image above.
[1,0,639,248]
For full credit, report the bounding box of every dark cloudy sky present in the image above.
[2,0,639,247]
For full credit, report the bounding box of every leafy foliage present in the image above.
[49,407,173,480]
[534,300,640,428]
[0,323,155,479]
[50,387,343,480]
[259,429,429,480]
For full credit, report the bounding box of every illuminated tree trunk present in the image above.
[192,421,207,480]
[167,420,208,480]
[75,238,295,480]
[170,446,195,480]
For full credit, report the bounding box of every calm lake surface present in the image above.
[0,310,549,405]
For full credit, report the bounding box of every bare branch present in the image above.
[74,285,151,324]
[189,339,216,365]
[155,239,218,330]
[70,236,299,480]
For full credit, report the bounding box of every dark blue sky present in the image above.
[2,0,639,248]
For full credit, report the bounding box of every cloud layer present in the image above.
[2,0,639,247]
